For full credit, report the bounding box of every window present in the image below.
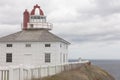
[6,44,12,47]
[34,16,37,19]
[63,54,66,62]
[6,53,12,62]
[41,17,44,19]
[66,45,68,49]
[45,44,51,47]
[45,53,51,63]
[26,44,31,47]
[37,16,40,19]
[30,24,33,28]
[60,44,62,48]
[60,53,62,62]
[31,16,34,19]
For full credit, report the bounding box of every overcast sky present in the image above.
[0,0,120,59]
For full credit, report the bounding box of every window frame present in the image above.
[60,44,62,48]
[6,44,12,47]
[6,53,12,62]
[45,53,51,63]
[63,54,66,63]
[45,44,51,47]
[25,44,31,47]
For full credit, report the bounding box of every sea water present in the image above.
[91,60,120,80]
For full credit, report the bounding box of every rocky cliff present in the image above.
[33,64,115,80]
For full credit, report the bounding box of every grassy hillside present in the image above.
[33,64,115,80]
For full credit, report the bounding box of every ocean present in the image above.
[91,60,120,80]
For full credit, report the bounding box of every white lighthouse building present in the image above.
[0,4,70,66]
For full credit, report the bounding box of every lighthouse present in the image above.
[0,4,70,66]
[23,4,52,30]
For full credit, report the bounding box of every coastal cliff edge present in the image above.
[33,64,115,80]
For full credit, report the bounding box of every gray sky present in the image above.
[0,0,120,59]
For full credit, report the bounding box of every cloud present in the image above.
[79,0,120,16]
[52,12,120,44]
[0,24,21,37]
[64,31,120,43]
[0,0,120,43]
[0,0,51,24]
[0,0,120,59]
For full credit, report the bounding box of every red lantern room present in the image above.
[23,4,52,30]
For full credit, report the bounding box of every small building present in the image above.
[0,4,70,66]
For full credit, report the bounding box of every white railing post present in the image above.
[20,68,24,80]
[9,68,13,80]
[27,69,31,80]
[38,67,41,79]
[47,66,50,76]
[55,65,57,74]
